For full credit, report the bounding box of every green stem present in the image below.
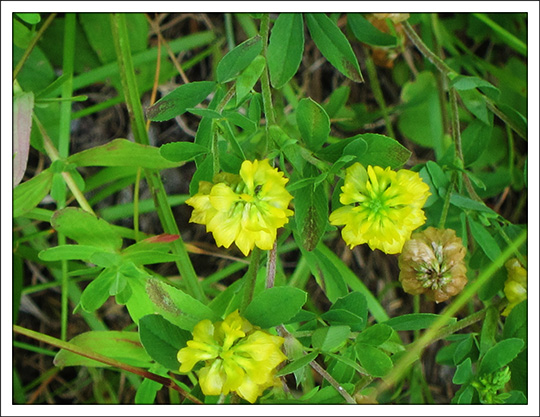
[240,247,262,314]
[364,46,396,139]
[58,14,76,341]
[33,114,96,215]
[437,172,457,229]
[403,21,456,77]
[259,13,275,155]
[133,167,142,242]
[13,325,203,404]
[224,13,236,51]
[110,13,206,302]
[373,229,527,397]
[13,13,57,81]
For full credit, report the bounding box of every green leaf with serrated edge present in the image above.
[355,343,393,377]
[478,338,524,376]
[305,13,363,82]
[216,36,263,83]
[296,98,331,152]
[480,306,499,356]
[53,331,152,368]
[159,142,209,163]
[469,218,502,261]
[139,314,192,371]
[312,325,350,352]
[145,278,219,331]
[13,168,53,218]
[267,13,304,89]
[453,357,473,385]
[68,139,181,170]
[236,54,266,103]
[449,75,500,101]
[347,14,398,46]
[384,313,457,331]
[146,81,216,121]
[52,208,122,252]
[80,268,116,312]
[276,351,318,377]
[38,245,103,262]
[244,287,307,329]
[356,133,411,169]
[355,324,393,347]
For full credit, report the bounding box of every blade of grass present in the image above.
[110,13,206,302]
[57,13,76,341]
[472,13,527,56]
[13,325,203,404]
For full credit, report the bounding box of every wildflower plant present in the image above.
[11,10,529,408]
[186,159,294,256]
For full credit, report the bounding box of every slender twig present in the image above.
[13,325,203,404]
[145,13,190,84]
[13,13,57,81]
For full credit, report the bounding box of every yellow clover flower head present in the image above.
[502,257,527,316]
[186,159,294,256]
[177,310,287,403]
[329,163,431,254]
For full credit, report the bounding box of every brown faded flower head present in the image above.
[398,227,467,303]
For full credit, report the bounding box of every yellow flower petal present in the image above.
[330,163,430,254]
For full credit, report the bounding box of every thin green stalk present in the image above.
[437,172,457,229]
[472,13,527,56]
[224,13,236,51]
[133,167,142,242]
[403,21,456,77]
[259,13,275,155]
[13,325,203,404]
[240,247,262,314]
[364,46,396,139]
[13,13,57,81]
[33,114,95,215]
[373,229,527,397]
[110,13,205,302]
[58,13,76,342]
